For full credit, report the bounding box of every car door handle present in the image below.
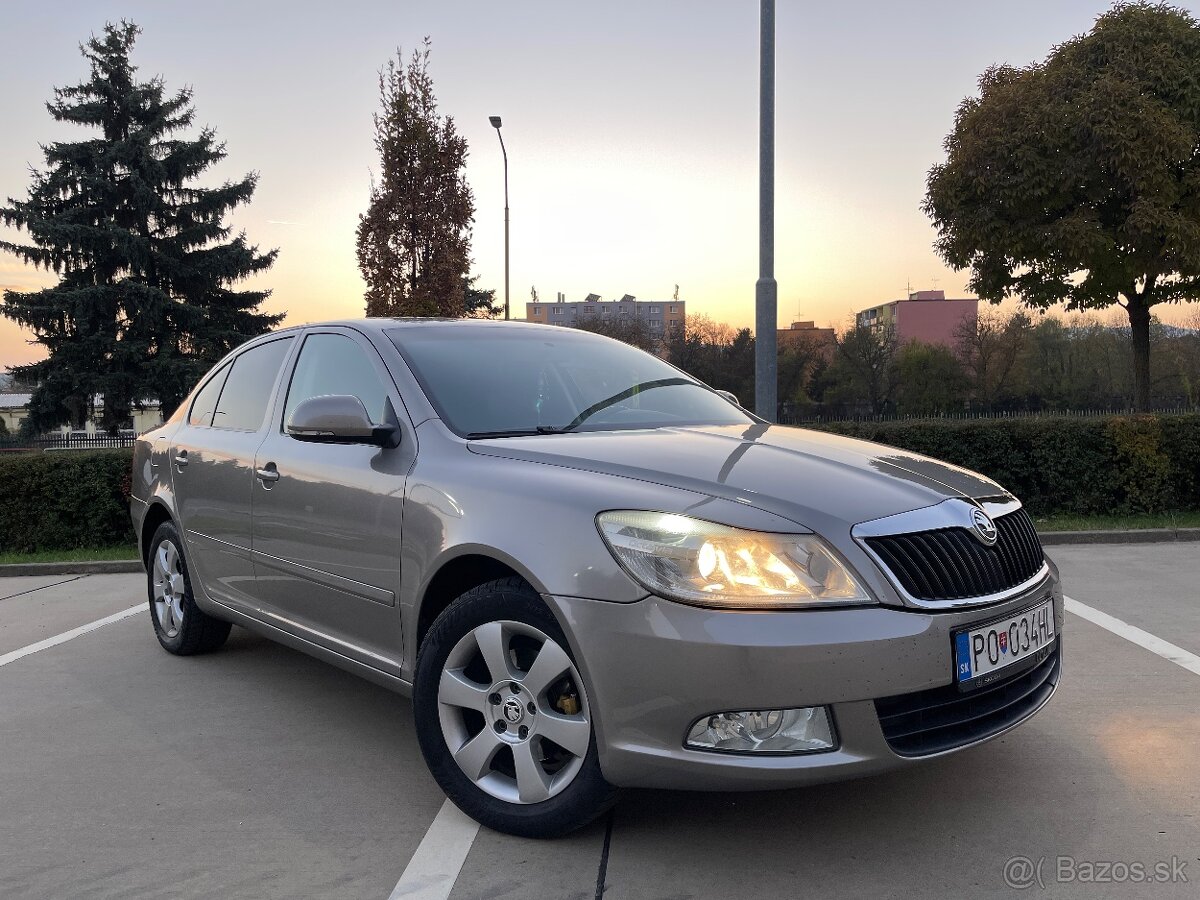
[174,451,189,467]
[256,465,280,483]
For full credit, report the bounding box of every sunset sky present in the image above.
[2,0,1197,367]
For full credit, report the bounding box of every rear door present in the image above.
[169,336,296,609]
[249,328,414,672]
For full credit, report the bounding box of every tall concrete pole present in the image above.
[500,132,510,321]
[755,0,778,421]
[490,116,510,320]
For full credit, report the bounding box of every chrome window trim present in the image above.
[852,497,1049,610]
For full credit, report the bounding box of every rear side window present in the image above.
[283,333,390,426]
[212,337,294,431]
[188,365,229,427]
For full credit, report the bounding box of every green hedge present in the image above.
[0,449,135,553]
[0,416,1196,552]
[811,414,1200,517]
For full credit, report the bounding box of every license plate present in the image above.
[954,599,1055,691]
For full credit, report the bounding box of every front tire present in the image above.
[147,521,231,655]
[414,577,616,837]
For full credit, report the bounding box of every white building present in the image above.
[0,393,163,435]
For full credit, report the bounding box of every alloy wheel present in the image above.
[152,539,186,638]
[437,620,591,804]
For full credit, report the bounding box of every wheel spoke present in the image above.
[472,622,513,684]
[521,639,572,696]
[439,618,592,805]
[164,541,178,574]
[439,668,490,712]
[453,729,503,782]
[156,545,170,578]
[172,597,185,628]
[159,598,174,632]
[537,711,591,758]
[512,741,552,803]
[152,578,167,601]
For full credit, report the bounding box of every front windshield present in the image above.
[386,325,753,437]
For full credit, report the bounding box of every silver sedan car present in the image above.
[130,318,1062,837]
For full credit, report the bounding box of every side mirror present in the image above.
[286,395,399,447]
[715,389,741,407]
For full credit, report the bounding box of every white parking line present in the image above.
[1065,596,1200,678]
[387,799,480,900]
[2,593,482,898]
[0,603,144,668]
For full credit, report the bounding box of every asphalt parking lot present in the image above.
[2,544,1198,899]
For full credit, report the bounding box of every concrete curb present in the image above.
[0,560,144,578]
[1039,528,1200,545]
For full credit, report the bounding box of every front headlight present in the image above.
[596,510,871,609]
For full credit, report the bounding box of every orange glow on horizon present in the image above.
[2,1,1198,369]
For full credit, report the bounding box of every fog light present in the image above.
[685,707,835,754]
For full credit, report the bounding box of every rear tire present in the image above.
[414,577,616,837]
[147,521,231,656]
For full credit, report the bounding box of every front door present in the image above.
[250,328,413,673]
[169,335,296,609]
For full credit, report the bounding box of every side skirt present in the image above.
[204,596,413,698]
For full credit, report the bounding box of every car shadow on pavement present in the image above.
[602,725,1108,897]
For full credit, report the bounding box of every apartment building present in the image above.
[777,320,836,362]
[857,290,978,349]
[526,293,686,338]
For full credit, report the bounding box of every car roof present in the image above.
[232,318,599,359]
[302,318,566,336]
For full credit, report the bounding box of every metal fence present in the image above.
[2,406,1198,448]
[780,405,1200,427]
[0,432,139,454]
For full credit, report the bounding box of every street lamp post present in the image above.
[755,0,778,421]
[489,115,510,320]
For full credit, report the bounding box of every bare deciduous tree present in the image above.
[955,310,1031,407]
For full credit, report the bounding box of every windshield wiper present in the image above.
[554,377,693,433]
[465,426,570,439]
[467,378,696,439]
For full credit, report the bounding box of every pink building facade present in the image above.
[857,290,978,351]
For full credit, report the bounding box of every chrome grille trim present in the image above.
[852,498,1049,609]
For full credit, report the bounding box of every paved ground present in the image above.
[1,545,1198,899]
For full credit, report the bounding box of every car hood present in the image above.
[467,423,1008,533]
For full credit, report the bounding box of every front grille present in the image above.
[864,508,1045,602]
[875,644,1060,756]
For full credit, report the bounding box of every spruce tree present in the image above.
[0,21,281,433]
[464,275,500,318]
[357,40,479,317]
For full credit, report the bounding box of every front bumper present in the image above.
[547,576,1063,790]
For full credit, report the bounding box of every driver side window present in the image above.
[284,333,390,428]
